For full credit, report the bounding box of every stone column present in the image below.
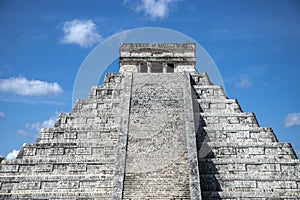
[147,62,151,73]
[163,63,167,73]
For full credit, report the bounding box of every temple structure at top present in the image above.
[119,43,196,73]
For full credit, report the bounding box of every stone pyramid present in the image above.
[0,43,299,199]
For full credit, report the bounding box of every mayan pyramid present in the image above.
[0,43,299,199]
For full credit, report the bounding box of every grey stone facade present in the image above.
[0,43,299,199]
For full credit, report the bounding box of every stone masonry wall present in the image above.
[190,72,300,199]
[0,71,299,199]
[0,73,125,199]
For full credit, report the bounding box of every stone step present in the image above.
[74,98,121,110]
[200,178,299,195]
[200,172,300,183]
[51,122,119,130]
[193,85,226,99]
[190,72,212,85]
[199,127,277,143]
[203,141,297,158]
[37,137,118,144]
[202,190,300,199]
[102,73,123,83]
[13,154,117,163]
[200,112,259,127]
[70,109,122,118]
[199,157,300,165]
[1,158,117,165]
[0,191,111,199]
[123,195,190,199]
[38,127,119,141]
[0,173,113,182]
[0,161,116,175]
[207,140,292,146]
[54,115,120,128]
[197,98,242,113]
[199,157,300,175]
[16,142,117,160]
[0,177,113,193]
[22,141,117,148]
[0,178,114,191]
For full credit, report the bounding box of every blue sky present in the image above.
[0,0,300,159]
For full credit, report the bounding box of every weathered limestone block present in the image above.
[19,145,36,156]
[193,85,226,99]
[265,144,296,157]
[1,183,14,191]
[76,148,92,155]
[237,147,265,155]
[199,162,247,173]
[18,165,33,173]
[257,181,298,189]
[34,164,53,172]
[16,182,41,190]
[57,181,80,189]
[190,72,212,85]
[225,180,257,188]
[39,128,54,140]
[67,164,87,172]
[0,164,19,173]
[246,163,281,172]
[64,132,77,139]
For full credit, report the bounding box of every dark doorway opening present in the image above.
[152,63,163,73]
[140,63,147,73]
[167,63,174,73]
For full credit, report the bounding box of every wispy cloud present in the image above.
[295,144,300,158]
[235,77,252,88]
[6,150,19,160]
[18,112,59,138]
[0,95,65,105]
[29,114,57,132]
[0,111,4,118]
[284,112,300,127]
[125,0,181,20]
[0,76,63,96]
[61,19,102,48]
[232,65,268,88]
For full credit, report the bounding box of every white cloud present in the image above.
[0,111,4,118]
[29,114,57,132]
[61,19,102,48]
[18,112,59,138]
[128,0,180,20]
[17,129,33,138]
[235,77,252,88]
[284,113,300,127]
[0,76,63,96]
[247,65,268,75]
[6,150,19,160]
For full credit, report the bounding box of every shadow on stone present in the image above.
[196,112,222,199]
